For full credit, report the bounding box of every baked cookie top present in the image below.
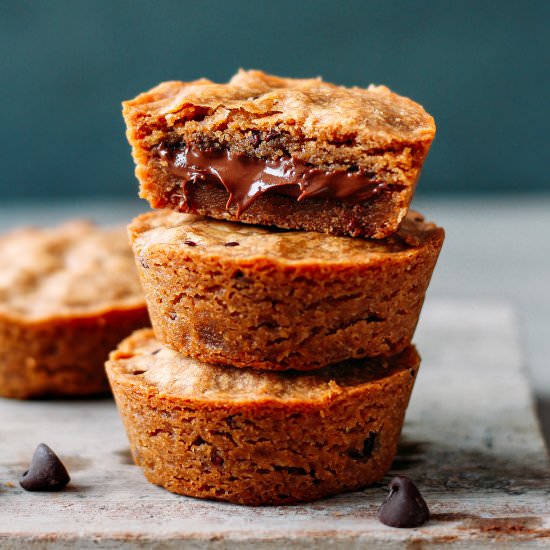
[124,69,435,148]
[109,329,419,404]
[129,209,444,267]
[0,221,145,320]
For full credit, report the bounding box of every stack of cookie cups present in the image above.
[106,71,444,505]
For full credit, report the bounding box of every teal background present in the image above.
[0,0,548,199]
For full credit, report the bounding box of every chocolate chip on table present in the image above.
[19,443,70,492]
[378,475,429,528]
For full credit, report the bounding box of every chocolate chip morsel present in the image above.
[378,475,429,528]
[19,443,71,491]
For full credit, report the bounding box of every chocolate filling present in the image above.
[158,143,395,214]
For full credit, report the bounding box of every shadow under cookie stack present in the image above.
[106,70,444,505]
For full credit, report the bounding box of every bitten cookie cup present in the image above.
[128,210,443,371]
[106,329,420,505]
[0,221,149,398]
[123,70,435,238]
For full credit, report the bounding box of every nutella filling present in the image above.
[158,144,394,214]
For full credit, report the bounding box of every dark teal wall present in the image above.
[0,1,548,199]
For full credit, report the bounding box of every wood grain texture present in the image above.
[1,300,549,548]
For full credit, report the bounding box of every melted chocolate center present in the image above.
[158,143,389,214]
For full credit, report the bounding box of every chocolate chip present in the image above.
[265,129,280,141]
[249,130,261,148]
[19,443,70,492]
[139,256,150,269]
[274,466,307,475]
[348,431,377,460]
[184,240,197,246]
[224,241,240,247]
[168,312,178,320]
[378,476,429,528]
[193,135,206,148]
[197,324,224,348]
[158,140,183,157]
[211,450,224,466]
[192,436,206,446]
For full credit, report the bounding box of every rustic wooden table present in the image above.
[1,196,549,547]
[1,300,549,548]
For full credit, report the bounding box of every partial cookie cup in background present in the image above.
[0,221,149,398]
[106,329,420,505]
[128,209,443,371]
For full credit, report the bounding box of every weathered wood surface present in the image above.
[1,300,549,548]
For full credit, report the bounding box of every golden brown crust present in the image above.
[124,70,435,149]
[123,70,435,238]
[0,221,150,398]
[1,309,150,398]
[106,329,420,505]
[128,210,444,370]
